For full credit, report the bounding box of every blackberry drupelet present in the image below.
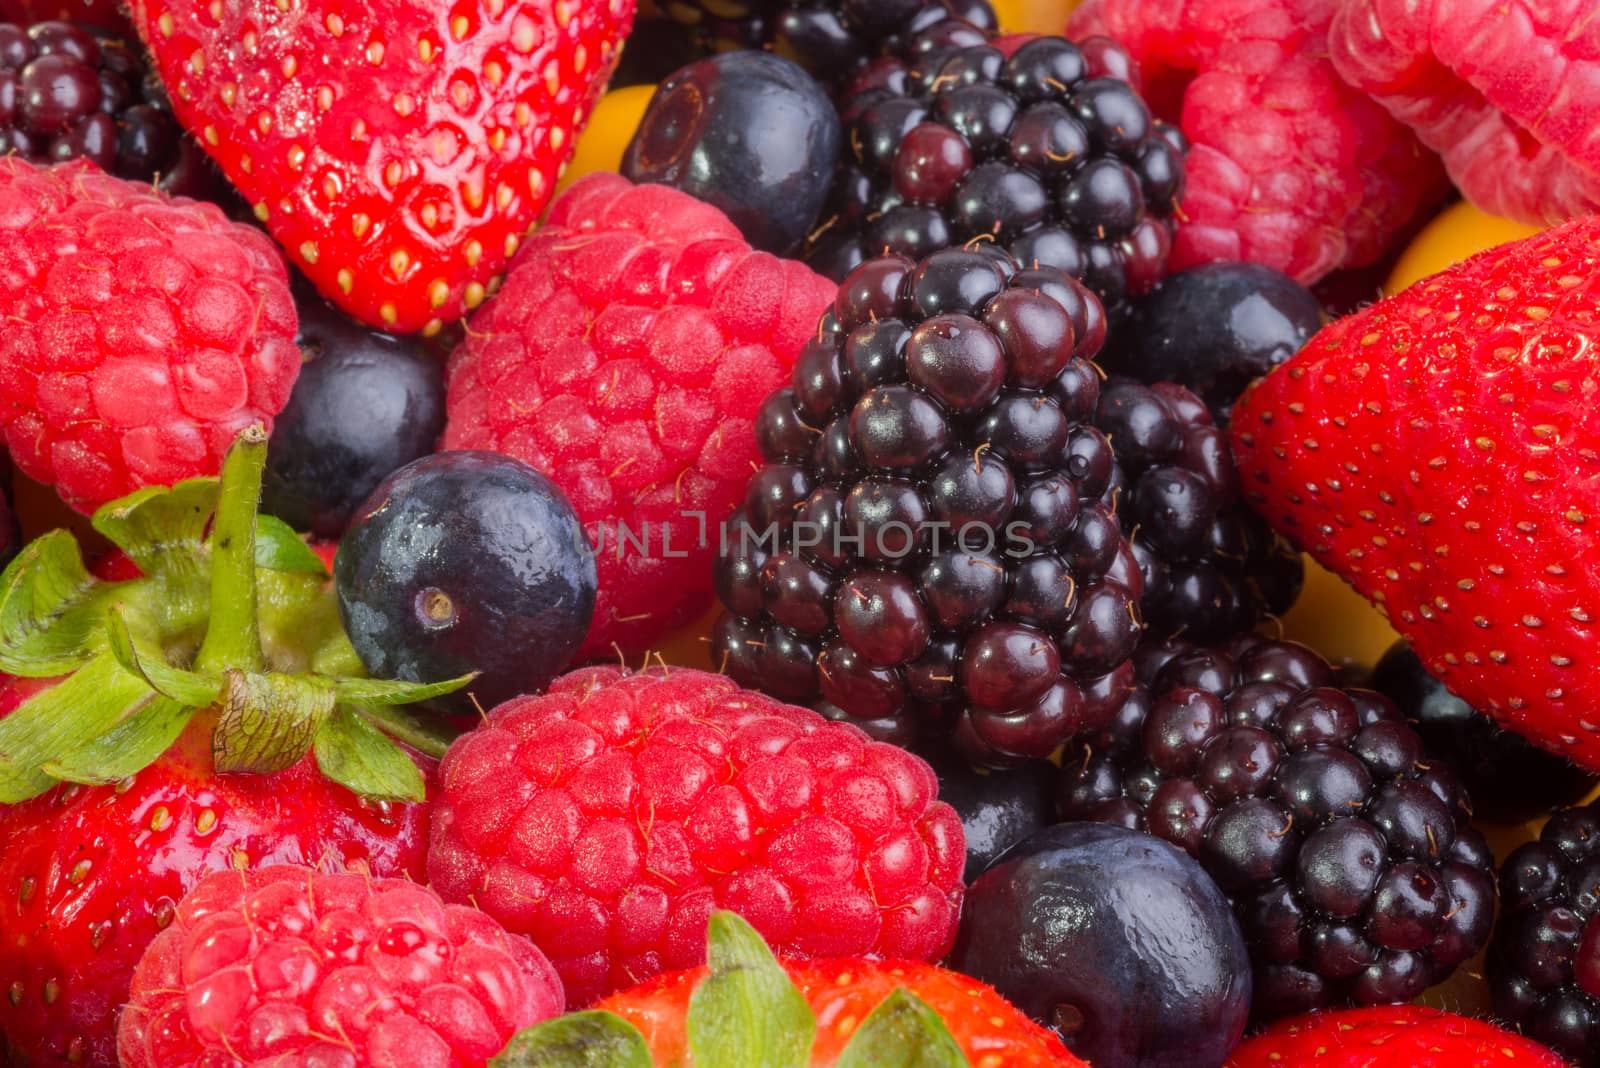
[1057,634,1497,1023]
[659,0,996,85]
[807,26,1185,322]
[712,247,1144,767]
[1373,641,1598,825]
[1094,377,1302,640]
[0,21,217,196]
[1492,801,1600,1063]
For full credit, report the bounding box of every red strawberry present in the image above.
[118,864,564,1068]
[1230,217,1600,768]
[502,910,1082,1067]
[0,158,300,514]
[427,666,966,1007]
[0,429,469,1066]
[442,173,836,659]
[1224,1005,1566,1066]
[127,0,635,335]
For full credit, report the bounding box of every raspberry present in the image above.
[117,865,564,1068]
[1329,0,1600,226]
[443,173,836,660]
[426,666,966,1007]
[1068,0,1447,285]
[0,158,299,513]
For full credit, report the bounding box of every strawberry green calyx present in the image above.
[0,427,470,803]
[492,912,971,1068]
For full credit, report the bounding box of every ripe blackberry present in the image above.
[1057,634,1497,1022]
[807,25,1185,322]
[1492,801,1600,1062]
[1094,377,1302,639]
[0,21,216,197]
[712,248,1144,768]
[659,0,996,85]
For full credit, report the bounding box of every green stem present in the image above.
[355,704,453,760]
[193,426,269,675]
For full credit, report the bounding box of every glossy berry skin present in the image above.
[263,289,446,539]
[953,822,1251,1068]
[0,700,433,1068]
[128,0,635,334]
[810,28,1183,321]
[921,744,1053,881]
[659,0,997,86]
[1492,800,1600,1064]
[1057,634,1497,1023]
[1372,642,1597,825]
[1105,263,1323,423]
[622,51,840,256]
[426,666,967,1007]
[335,451,595,713]
[117,865,564,1068]
[1231,217,1600,771]
[1095,377,1302,639]
[0,158,299,513]
[1225,1005,1568,1068]
[443,173,835,661]
[712,248,1144,765]
[598,953,1082,1067]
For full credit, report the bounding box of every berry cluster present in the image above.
[1058,634,1497,1020]
[809,25,1185,321]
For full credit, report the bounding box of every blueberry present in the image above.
[622,50,841,255]
[920,745,1054,881]
[335,452,596,713]
[263,294,445,539]
[1373,641,1597,823]
[1105,262,1323,422]
[952,822,1250,1068]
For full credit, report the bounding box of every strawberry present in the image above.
[127,0,635,335]
[0,428,470,1066]
[497,911,1083,1067]
[1224,1005,1567,1067]
[1230,217,1600,769]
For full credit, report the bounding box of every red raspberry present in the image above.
[0,158,299,513]
[1068,0,1448,284]
[426,666,967,1007]
[117,865,564,1068]
[443,173,836,660]
[1330,0,1600,226]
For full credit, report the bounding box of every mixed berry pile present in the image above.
[0,1,1597,1067]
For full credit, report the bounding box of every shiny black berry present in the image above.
[954,822,1251,1065]
[622,51,841,255]
[920,743,1054,881]
[1104,262,1323,423]
[263,290,446,539]
[811,29,1182,322]
[1057,634,1497,1024]
[335,452,596,714]
[1491,800,1600,1063]
[1372,642,1598,824]
[714,248,1141,763]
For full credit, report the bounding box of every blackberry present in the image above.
[712,248,1144,766]
[1373,641,1598,825]
[807,26,1184,322]
[1094,377,1302,639]
[1057,634,1497,1022]
[0,21,218,197]
[1493,801,1600,1063]
[659,0,997,85]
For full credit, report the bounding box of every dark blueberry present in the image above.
[1105,263,1323,422]
[953,823,1251,1067]
[1373,641,1598,823]
[263,292,446,538]
[922,744,1054,881]
[623,51,839,254]
[335,452,595,713]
